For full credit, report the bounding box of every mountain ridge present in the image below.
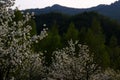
[25,0,120,21]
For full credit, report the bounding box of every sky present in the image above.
[13,0,118,10]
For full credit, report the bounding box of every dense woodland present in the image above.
[14,10,120,70]
[1,0,120,79]
[34,12,120,70]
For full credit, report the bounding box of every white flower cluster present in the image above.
[91,68,120,80]
[0,0,120,80]
[46,40,99,80]
[46,40,120,80]
[0,1,47,80]
[0,0,15,7]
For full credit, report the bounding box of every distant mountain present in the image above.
[94,1,120,21]
[25,0,120,21]
[25,4,86,15]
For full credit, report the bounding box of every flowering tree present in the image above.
[0,0,15,7]
[46,40,100,80]
[91,68,120,80]
[46,40,120,80]
[0,0,47,80]
[0,0,120,80]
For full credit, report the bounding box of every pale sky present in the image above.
[13,0,118,10]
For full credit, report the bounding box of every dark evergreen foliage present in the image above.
[34,12,120,70]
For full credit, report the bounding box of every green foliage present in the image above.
[79,27,87,43]
[109,35,118,47]
[14,10,23,21]
[29,19,37,36]
[64,22,79,41]
[36,23,62,52]
[33,12,120,69]
[84,18,110,68]
[35,12,120,43]
[108,35,120,69]
[34,23,62,66]
[1,1,120,79]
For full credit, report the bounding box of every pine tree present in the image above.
[64,22,79,42]
[85,18,110,68]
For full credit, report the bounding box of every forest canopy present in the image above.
[0,0,120,80]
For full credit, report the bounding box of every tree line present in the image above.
[34,12,120,70]
[1,0,120,79]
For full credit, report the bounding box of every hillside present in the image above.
[35,12,120,44]
[34,12,120,70]
[25,0,120,21]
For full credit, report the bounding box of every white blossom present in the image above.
[0,0,120,80]
[46,40,120,80]
[0,0,47,79]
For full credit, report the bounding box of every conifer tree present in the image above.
[64,22,79,43]
[85,18,110,68]
[109,35,120,69]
